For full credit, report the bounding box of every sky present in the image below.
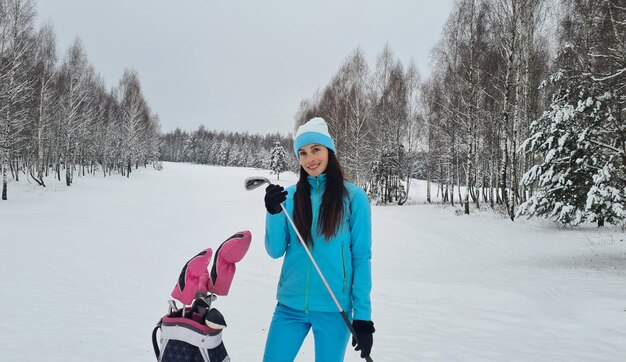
[35,0,455,136]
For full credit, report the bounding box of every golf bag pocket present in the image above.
[152,311,229,362]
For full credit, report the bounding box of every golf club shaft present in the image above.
[280,204,374,362]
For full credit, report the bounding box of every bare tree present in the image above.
[400,60,423,205]
[57,38,91,186]
[0,0,36,199]
[118,69,147,177]
[30,22,57,186]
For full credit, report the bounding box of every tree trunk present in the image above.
[2,150,8,200]
[65,164,72,186]
[65,137,71,186]
[464,131,472,215]
[13,156,19,182]
[427,170,432,204]
[399,173,410,206]
[510,53,521,221]
[37,71,47,187]
[501,137,511,220]
[36,125,46,187]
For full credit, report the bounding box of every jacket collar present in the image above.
[307,173,327,189]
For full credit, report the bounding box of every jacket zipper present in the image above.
[341,245,347,293]
[316,177,321,208]
[304,263,311,314]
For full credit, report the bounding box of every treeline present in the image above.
[423,0,551,218]
[296,0,625,226]
[159,126,298,171]
[0,0,161,200]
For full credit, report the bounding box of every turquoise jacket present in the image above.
[265,174,372,321]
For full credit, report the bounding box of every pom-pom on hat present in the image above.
[293,117,336,158]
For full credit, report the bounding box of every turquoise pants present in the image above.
[263,303,351,362]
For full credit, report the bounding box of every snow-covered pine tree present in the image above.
[269,141,287,180]
[582,0,626,226]
[369,144,401,204]
[239,142,252,167]
[517,67,596,225]
[518,0,625,226]
[217,139,230,166]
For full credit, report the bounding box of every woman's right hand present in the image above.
[264,184,287,214]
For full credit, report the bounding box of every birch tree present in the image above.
[30,22,57,186]
[0,0,35,199]
[118,69,146,177]
[339,48,372,187]
[57,38,91,186]
[401,60,423,205]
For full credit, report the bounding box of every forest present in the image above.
[3,0,624,227]
[293,0,625,226]
[161,0,625,226]
[0,0,161,200]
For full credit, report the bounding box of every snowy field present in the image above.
[1,162,625,362]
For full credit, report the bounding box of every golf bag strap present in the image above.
[152,322,162,360]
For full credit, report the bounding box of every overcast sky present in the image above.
[35,0,455,136]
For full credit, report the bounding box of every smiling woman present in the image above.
[261,117,375,361]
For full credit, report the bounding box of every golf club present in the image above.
[244,176,374,362]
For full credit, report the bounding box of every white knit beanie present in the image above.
[293,117,336,158]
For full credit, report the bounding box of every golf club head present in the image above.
[244,176,270,191]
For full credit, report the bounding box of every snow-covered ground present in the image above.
[1,162,625,361]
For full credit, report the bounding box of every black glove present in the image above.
[351,320,375,359]
[264,184,287,214]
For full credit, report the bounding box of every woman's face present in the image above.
[298,144,329,177]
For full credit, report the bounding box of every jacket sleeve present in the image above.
[265,211,290,259]
[349,187,372,321]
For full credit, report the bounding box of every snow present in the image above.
[1,162,625,361]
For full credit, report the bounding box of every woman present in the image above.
[262,117,374,362]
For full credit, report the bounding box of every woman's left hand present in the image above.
[351,320,375,358]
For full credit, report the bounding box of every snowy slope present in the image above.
[1,162,625,361]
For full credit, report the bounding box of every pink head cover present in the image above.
[171,231,252,304]
[171,248,213,305]
[204,231,252,296]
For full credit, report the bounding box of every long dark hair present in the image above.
[293,150,347,247]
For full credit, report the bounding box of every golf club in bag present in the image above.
[245,176,374,362]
